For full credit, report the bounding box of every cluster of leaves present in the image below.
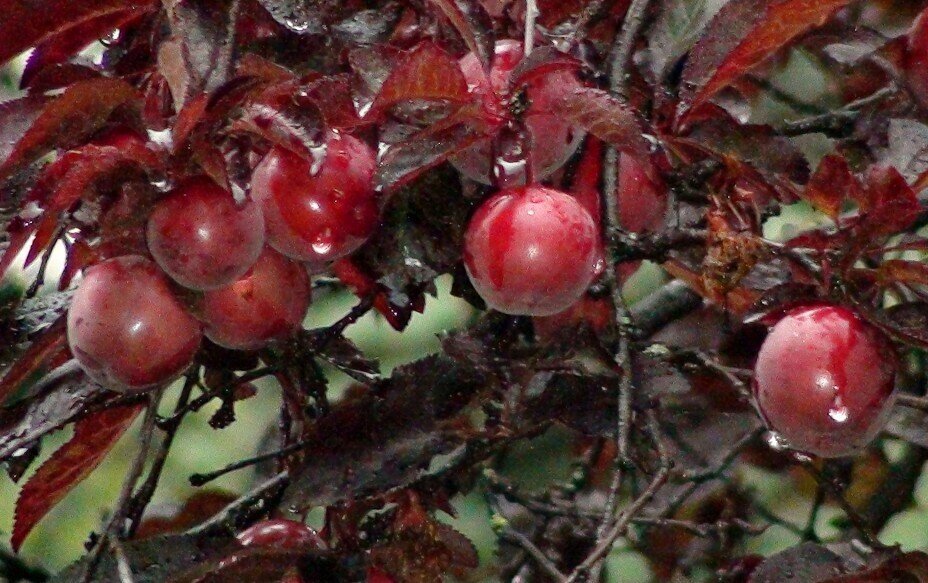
[6,0,928,581]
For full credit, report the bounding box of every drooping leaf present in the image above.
[858,165,921,239]
[11,404,142,551]
[368,42,469,118]
[0,0,158,68]
[679,0,854,120]
[0,78,140,181]
[554,87,653,161]
[425,0,495,72]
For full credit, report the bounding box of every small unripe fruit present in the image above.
[236,519,325,549]
[147,177,265,290]
[463,185,603,316]
[200,248,311,350]
[251,132,379,268]
[452,40,584,184]
[67,256,202,391]
[753,305,897,458]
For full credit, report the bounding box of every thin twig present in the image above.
[82,390,164,582]
[189,439,310,486]
[125,376,196,536]
[800,461,884,550]
[500,529,567,582]
[524,0,538,56]
[189,472,290,535]
[608,0,652,98]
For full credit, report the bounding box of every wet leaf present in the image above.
[680,0,853,119]
[12,404,142,551]
[375,105,490,192]
[647,0,723,80]
[368,42,469,118]
[554,87,653,161]
[0,0,157,68]
[0,366,109,462]
[20,9,143,89]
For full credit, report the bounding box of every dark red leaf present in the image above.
[368,42,469,118]
[679,0,854,120]
[803,154,860,220]
[22,64,103,93]
[554,87,653,161]
[375,104,490,192]
[300,75,364,129]
[0,96,49,178]
[20,9,143,88]
[819,551,928,582]
[0,78,141,181]
[508,44,583,89]
[12,404,142,551]
[0,321,68,406]
[876,260,928,289]
[859,165,921,238]
[0,0,158,68]
[425,0,495,72]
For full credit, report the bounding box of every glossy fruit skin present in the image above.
[67,256,202,391]
[906,8,928,109]
[200,248,311,350]
[452,40,584,184]
[463,185,603,316]
[251,132,379,268]
[753,305,898,458]
[236,519,325,550]
[147,177,265,290]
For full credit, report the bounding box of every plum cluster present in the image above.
[67,131,378,392]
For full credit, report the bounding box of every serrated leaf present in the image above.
[12,404,142,551]
[679,0,853,120]
[554,87,652,160]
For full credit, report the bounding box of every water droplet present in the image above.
[309,142,328,176]
[283,18,310,32]
[829,404,849,423]
[765,430,790,451]
[311,228,333,255]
